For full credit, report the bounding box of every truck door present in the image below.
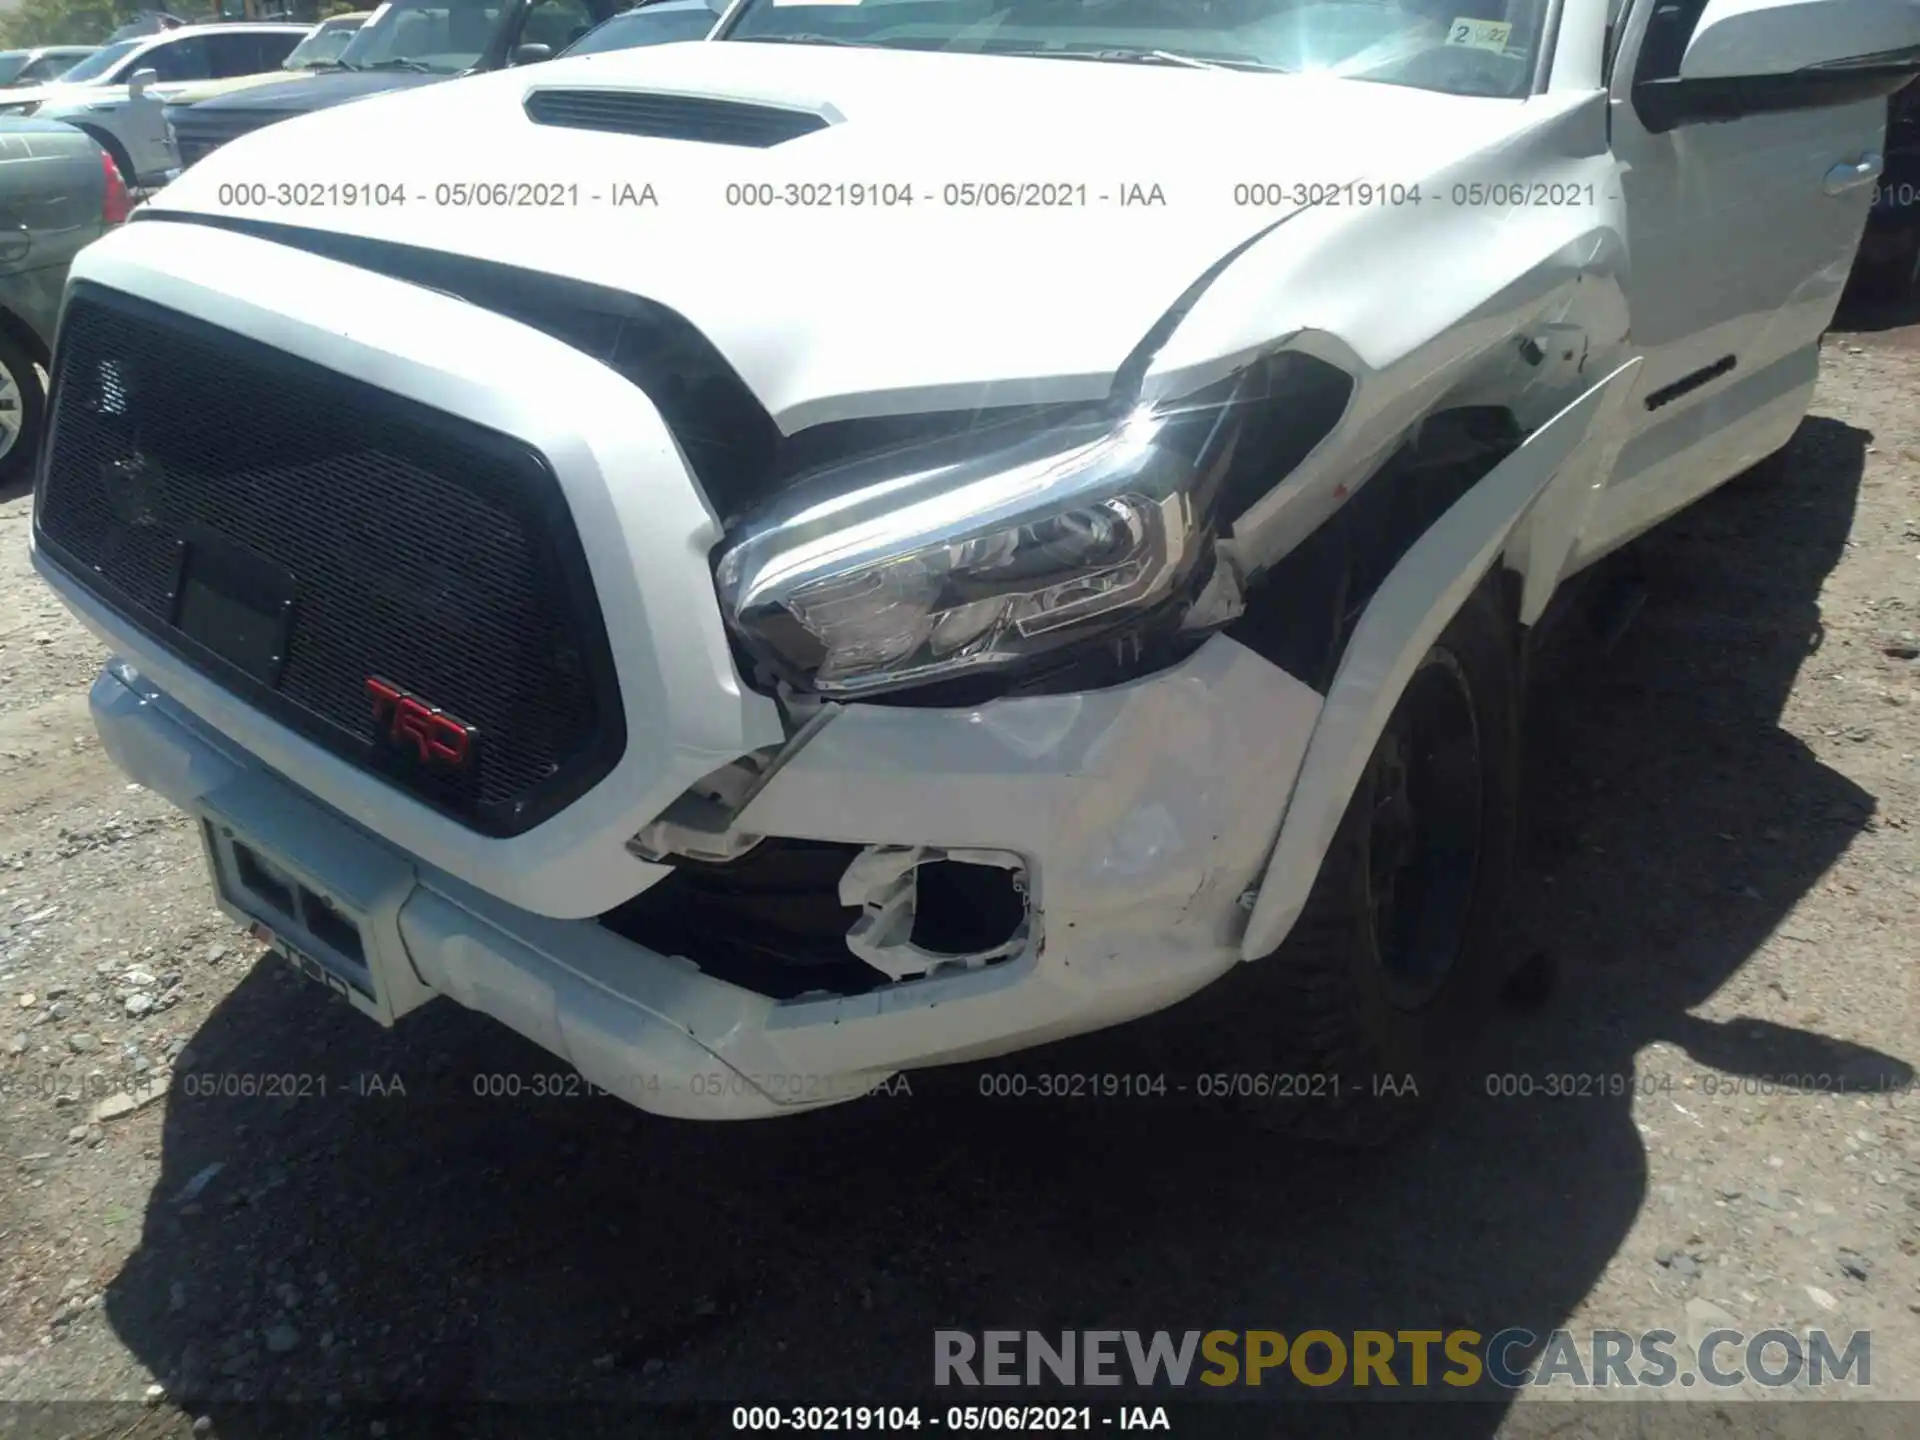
[1593,0,1920,548]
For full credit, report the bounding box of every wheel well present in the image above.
[0,304,48,370]
[1226,405,1525,690]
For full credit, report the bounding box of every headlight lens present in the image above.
[0,101,41,116]
[714,397,1237,698]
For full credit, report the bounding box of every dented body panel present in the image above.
[25,0,1912,1116]
[1240,358,1643,960]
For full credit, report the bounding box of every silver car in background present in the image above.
[0,24,306,189]
[0,115,129,483]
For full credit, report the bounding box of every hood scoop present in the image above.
[523,88,839,147]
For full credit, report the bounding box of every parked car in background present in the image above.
[166,0,713,171]
[0,116,128,483]
[159,11,371,109]
[0,47,98,89]
[1851,80,1920,301]
[558,0,723,55]
[108,11,189,42]
[0,23,306,188]
[133,13,372,180]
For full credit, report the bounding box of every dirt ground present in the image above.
[1,293,1917,1440]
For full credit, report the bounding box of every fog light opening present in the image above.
[839,846,1031,983]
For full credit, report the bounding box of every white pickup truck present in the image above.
[29,0,1920,1140]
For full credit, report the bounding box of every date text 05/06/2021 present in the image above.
[198,175,1616,214]
[730,1406,1170,1432]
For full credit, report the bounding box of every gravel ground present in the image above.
[1,299,1917,1440]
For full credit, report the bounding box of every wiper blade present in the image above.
[305,59,358,71]
[990,46,1288,73]
[1135,49,1221,70]
[362,57,434,72]
[732,34,879,49]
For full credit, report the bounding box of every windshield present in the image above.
[283,16,367,68]
[563,2,718,55]
[337,0,507,73]
[55,37,144,84]
[719,0,1546,98]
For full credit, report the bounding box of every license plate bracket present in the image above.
[203,819,392,1023]
[168,525,297,688]
[253,921,365,1010]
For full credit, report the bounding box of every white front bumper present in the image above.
[90,636,1320,1120]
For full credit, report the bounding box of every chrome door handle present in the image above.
[1824,153,1883,195]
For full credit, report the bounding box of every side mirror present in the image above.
[128,67,159,100]
[510,42,553,66]
[1634,0,1920,132]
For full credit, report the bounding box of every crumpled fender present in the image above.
[1238,357,1643,961]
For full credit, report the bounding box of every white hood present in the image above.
[146,42,1533,430]
[1,81,110,109]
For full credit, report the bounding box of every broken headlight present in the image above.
[713,395,1240,698]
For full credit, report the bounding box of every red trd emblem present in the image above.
[365,677,476,770]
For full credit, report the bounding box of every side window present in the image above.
[143,37,214,82]
[206,33,272,77]
[18,57,62,83]
[254,32,304,69]
[523,0,596,51]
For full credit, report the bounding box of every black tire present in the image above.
[1850,227,1920,304]
[0,328,46,488]
[1243,574,1521,1146]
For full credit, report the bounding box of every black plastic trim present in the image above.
[1636,68,1918,132]
[1229,407,1525,694]
[1629,0,1920,133]
[1629,0,1709,90]
[1531,0,1568,96]
[524,88,830,146]
[1213,351,1355,525]
[1805,43,1920,76]
[33,280,629,840]
[1644,353,1735,410]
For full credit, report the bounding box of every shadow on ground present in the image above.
[94,414,1910,1437]
[1833,285,1920,337]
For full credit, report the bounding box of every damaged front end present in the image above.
[837,845,1031,982]
[604,832,1032,1000]
[710,350,1353,709]
[602,349,1357,1005]
[610,739,1032,997]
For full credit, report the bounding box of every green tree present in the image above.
[0,1,214,49]
[0,0,351,52]
[0,0,122,49]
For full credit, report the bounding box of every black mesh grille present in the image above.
[127,213,788,518]
[34,284,624,837]
[523,89,830,147]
